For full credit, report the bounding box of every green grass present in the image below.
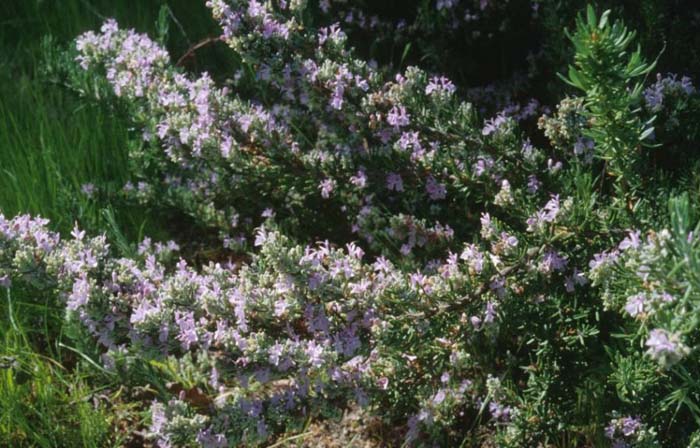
[0,0,220,235]
[0,1,225,445]
[0,289,122,447]
[0,71,140,232]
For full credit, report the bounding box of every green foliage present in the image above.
[562,6,656,202]
[0,289,117,447]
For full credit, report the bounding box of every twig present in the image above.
[266,431,314,448]
[176,36,222,67]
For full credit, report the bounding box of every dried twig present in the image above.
[176,36,222,67]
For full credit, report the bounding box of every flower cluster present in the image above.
[643,73,695,113]
[0,186,595,445]
[605,414,658,448]
[71,5,562,267]
[592,221,696,369]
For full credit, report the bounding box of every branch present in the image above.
[176,36,223,67]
